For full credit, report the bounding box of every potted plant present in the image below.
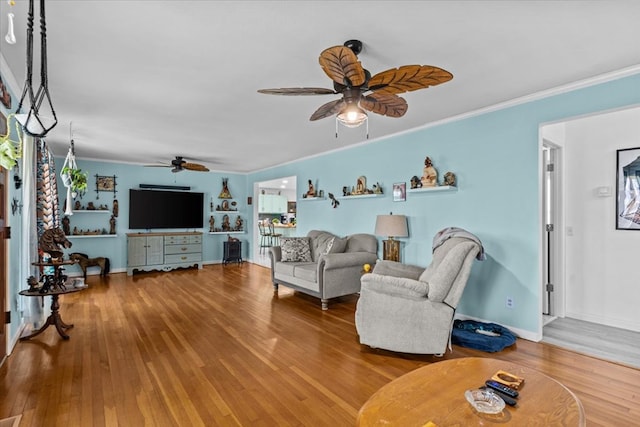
[61,166,88,197]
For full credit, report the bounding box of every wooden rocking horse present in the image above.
[69,252,110,279]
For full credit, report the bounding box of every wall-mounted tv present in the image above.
[129,189,204,230]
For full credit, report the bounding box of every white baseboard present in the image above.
[565,311,640,333]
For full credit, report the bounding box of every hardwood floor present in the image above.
[1,263,639,426]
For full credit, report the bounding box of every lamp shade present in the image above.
[375,214,408,238]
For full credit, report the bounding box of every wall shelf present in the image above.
[336,193,384,200]
[406,185,457,194]
[68,234,117,239]
[211,210,242,214]
[298,196,326,201]
[208,231,244,235]
[71,210,111,214]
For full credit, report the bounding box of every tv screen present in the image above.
[129,189,204,230]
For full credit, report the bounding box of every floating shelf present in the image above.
[211,210,242,214]
[298,196,326,201]
[71,210,111,214]
[336,193,384,200]
[406,185,457,194]
[68,234,118,239]
[208,231,245,235]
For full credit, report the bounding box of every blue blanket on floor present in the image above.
[452,320,517,352]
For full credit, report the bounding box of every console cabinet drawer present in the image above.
[165,235,202,245]
[164,244,202,255]
[165,252,202,264]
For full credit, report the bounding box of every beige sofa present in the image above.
[269,230,378,310]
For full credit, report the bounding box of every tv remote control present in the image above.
[480,386,518,406]
[485,380,519,398]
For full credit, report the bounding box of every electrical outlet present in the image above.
[506,297,514,309]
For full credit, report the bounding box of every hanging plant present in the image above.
[61,166,87,196]
[0,114,23,170]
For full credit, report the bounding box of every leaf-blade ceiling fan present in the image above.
[258,40,453,133]
[145,156,210,173]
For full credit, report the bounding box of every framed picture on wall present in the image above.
[616,147,640,230]
[392,182,406,202]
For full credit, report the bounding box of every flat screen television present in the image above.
[129,189,204,230]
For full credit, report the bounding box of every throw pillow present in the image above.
[328,236,347,254]
[280,237,312,262]
[322,237,335,255]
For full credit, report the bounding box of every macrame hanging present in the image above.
[60,124,77,215]
[15,0,57,137]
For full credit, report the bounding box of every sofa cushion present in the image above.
[280,237,312,262]
[293,263,317,282]
[328,236,348,254]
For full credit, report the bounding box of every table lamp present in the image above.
[375,213,408,262]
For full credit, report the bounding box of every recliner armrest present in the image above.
[361,273,429,299]
[371,260,424,280]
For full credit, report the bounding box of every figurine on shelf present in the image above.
[218,177,232,199]
[209,215,215,232]
[421,157,438,187]
[113,199,119,217]
[87,202,96,210]
[354,176,366,195]
[444,171,456,186]
[62,216,71,236]
[342,186,349,197]
[235,216,243,231]
[27,276,40,292]
[221,214,231,231]
[307,179,316,198]
[109,215,116,234]
[74,200,82,210]
[373,183,383,194]
[410,175,422,189]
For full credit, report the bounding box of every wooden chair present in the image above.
[268,223,283,247]
[258,222,272,254]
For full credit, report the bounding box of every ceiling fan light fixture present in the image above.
[336,106,367,128]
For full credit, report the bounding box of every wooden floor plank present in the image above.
[1,263,639,426]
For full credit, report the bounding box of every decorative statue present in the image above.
[235,216,243,231]
[209,215,215,232]
[342,186,349,196]
[87,202,96,210]
[62,216,71,236]
[444,171,456,186]
[218,177,232,199]
[421,157,438,187]
[74,200,81,210]
[221,214,231,231]
[39,228,72,260]
[410,175,422,189]
[27,276,39,292]
[328,193,340,208]
[355,176,366,194]
[113,199,119,217]
[109,215,116,234]
[69,252,111,279]
[307,179,316,197]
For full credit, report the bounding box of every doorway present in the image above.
[253,176,296,267]
[541,141,563,325]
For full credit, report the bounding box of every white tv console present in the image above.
[126,232,203,276]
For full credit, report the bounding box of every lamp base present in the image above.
[383,239,400,262]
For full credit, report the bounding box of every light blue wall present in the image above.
[248,72,640,336]
[53,158,248,277]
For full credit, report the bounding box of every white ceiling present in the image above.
[2,1,639,174]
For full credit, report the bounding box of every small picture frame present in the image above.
[393,182,406,202]
[616,147,640,230]
[96,176,115,191]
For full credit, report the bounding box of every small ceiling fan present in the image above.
[257,40,453,135]
[145,156,210,173]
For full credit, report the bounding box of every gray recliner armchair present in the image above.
[355,235,482,355]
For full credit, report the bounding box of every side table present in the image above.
[223,240,243,265]
[19,286,87,340]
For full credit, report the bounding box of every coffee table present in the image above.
[357,357,585,426]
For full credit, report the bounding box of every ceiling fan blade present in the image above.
[309,99,346,121]
[319,46,366,87]
[368,65,453,95]
[257,87,336,96]
[183,162,210,172]
[360,93,408,118]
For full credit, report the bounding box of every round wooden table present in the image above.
[357,357,585,427]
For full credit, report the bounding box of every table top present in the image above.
[356,357,585,427]
[31,260,78,267]
[20,285,87,297]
